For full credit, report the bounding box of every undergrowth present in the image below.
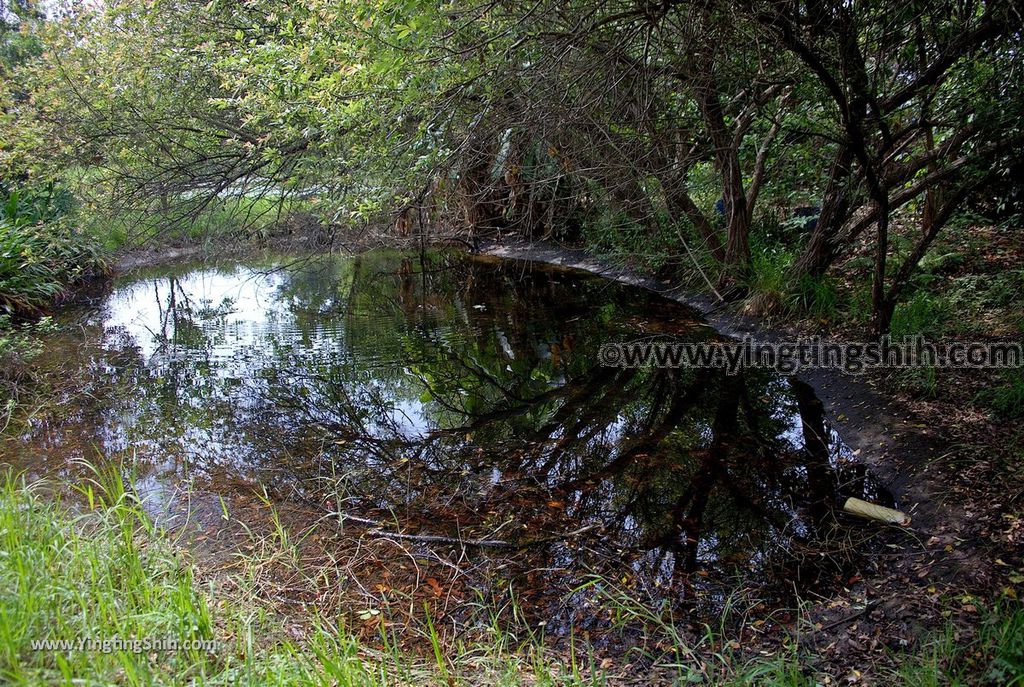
[2,466,1021,685]
[0,186,104,317]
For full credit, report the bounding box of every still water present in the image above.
[3,250,891,631]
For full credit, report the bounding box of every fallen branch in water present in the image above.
[331,511,599,549]
[288,486,600,549]
[337,512,513,548]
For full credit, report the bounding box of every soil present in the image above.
[481,236,1022,682]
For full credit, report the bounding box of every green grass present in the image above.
[789,274,839,320]
[0,464,812,686]
[0,467,390,686]
[2,466,1021,686]
[581,207,677,272]
[890,291,951,338]
[975,368,1024,419]
[747,246,792,300]
[896,604,1024,686]
[0,468,615,686]
[893,363,940,399]
[0,221,101,314]
[83,195,311,252]
[1,467,210,684]
[743,243,838,320]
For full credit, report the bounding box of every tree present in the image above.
[753,0,1024,332]
[12,0,1024,334]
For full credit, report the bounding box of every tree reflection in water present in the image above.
[15,251,895,626]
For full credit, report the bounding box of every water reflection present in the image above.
[7,250,893,620]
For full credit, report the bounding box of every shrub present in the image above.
[976,368,1024,419]
[0,186,104,316]
[747,246,792,298]
[890,291,951,338]
[789,274,839,320]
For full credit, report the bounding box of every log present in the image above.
[843,497,911,526]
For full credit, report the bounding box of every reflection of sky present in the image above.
[95,261,859,486]
[98,264,439,466]
[102,266,291,361]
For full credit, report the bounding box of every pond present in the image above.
[2,250,893,637]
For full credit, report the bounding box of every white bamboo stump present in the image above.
[843,497,911,526]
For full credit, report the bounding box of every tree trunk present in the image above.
[665,184,725,263]
[790,146,855,278]
[870,190,891,335]
[697,81,750,293]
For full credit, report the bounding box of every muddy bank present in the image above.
[481,237,999,669]
[480,239,942,502]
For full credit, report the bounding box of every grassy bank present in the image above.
[0,467,420,686]
[0,466,804,686]
[0,465,624,686]
[0,186,104,317]
[72,188,320,253]
[0,186,107,424]
[1,468,1021,685]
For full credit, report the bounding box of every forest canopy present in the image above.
[3,0,1023,332]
